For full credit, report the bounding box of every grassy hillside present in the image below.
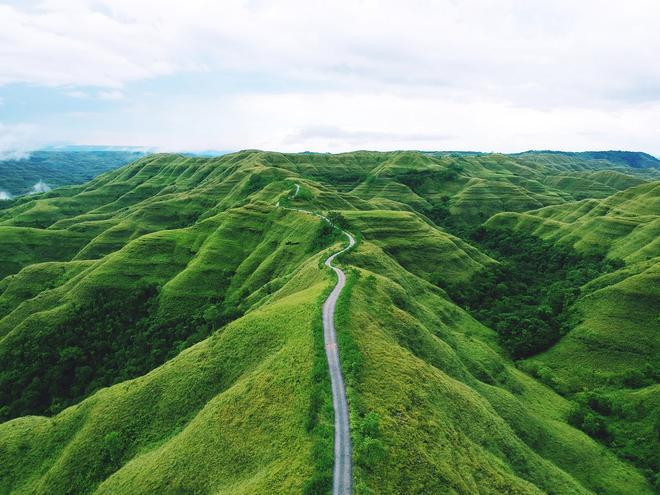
[483,182,659,485]
[0,150,657,494]
[0,259,331,494]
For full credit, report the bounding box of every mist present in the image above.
[0,123,36,161]
[30,181,51,194]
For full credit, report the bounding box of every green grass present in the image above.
[482,182,659,489]
[337,238,652,494]
[0,226,89,279]
[0,260,327,494]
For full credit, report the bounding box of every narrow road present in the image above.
[277,182,354,495]
[323,229,355,495]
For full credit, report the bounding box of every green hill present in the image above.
[482,182,659,484]
[0,151,657,494]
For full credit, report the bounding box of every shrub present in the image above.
[354,412,387,471]
[310,219,336,253]
[621,364,658,388]
[326,211,349,230]
[101,431,123,468]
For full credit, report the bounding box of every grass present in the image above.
[0,254,329,495]
[338,238,652,494]
[303,279,335,495]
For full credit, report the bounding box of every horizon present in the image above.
[3,145,660,159]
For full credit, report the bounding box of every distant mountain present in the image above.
[514,150,660,169]
[0,150,145,198]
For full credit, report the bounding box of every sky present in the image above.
[0,0,659,155]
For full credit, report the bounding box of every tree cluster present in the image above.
[396,162,464,191]
[0,286,231,421]
[568,389,659,489]
[447,228,623,359]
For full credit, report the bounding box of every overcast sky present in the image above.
[1,0,659,155]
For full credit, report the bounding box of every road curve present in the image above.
[277,182,354,495]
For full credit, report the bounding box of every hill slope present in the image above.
[484,182,659,484]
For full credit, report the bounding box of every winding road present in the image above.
[277,183,354,495]
[323,228,355,495]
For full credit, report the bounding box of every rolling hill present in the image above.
[0,150,657,494]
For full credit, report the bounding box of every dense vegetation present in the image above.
[567,386,659,488]
[0,286,229,421]
[448,227,624,359]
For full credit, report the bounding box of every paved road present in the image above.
[323,228,355,495]
[277,182,354,495]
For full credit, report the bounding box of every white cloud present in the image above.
[97,89,124,100]
[65,90,89,98]
[0,2,175,87]
[225,92,660,153]
[1,0,660,152]
[2,0,659,105]
[64,89,89,100]
[64,89,123,99]
[0,122,38,160]
[285,126,454,147]
[59,90,660,154]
